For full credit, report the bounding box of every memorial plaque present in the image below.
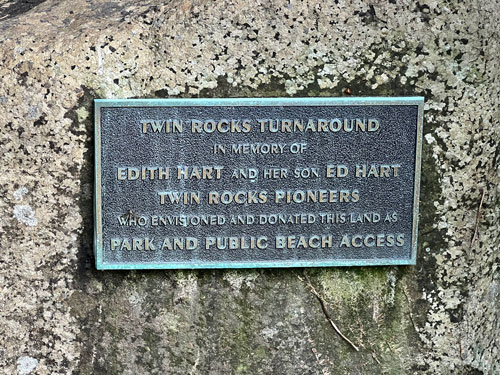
[94,97,423,269]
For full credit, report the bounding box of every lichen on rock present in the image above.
[0,0,498,374]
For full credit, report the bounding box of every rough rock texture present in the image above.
[0,0,498,374]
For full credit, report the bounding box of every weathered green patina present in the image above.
[94,97,423,269]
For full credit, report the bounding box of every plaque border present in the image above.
[94,97,424,270]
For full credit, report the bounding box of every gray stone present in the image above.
[0,1,498,374]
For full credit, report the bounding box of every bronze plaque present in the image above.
[94,97,423,269]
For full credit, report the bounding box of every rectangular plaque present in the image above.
[94,97,423,269]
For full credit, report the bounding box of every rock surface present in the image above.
[0,0,498,374]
